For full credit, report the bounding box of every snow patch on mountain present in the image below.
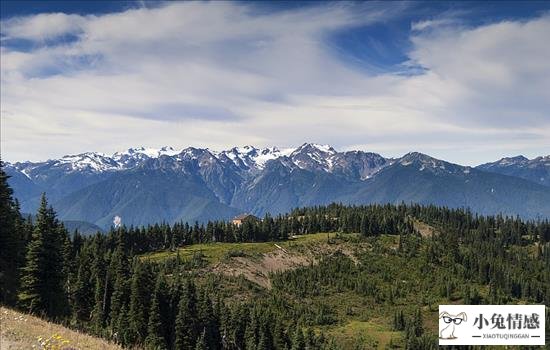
[56,152,119,172]
[113,146,181,159]
[220,145,295,170]
[398,152,464,175]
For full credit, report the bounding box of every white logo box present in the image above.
[438,304,545,346]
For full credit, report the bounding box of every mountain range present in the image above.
[4,143,550,229]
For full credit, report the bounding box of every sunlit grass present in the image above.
[326,320,403,349]
[0,307,122,350]
[141,232,358,264]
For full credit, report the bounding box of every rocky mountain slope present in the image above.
[477,155,550,187]
[5,144,550,228]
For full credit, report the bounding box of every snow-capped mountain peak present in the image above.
[219,145,294,170]
[493,155,529,167]
[254,147,294,168]
[476,154,550,187]
[113,146,180,159]
[398,152,465,175]
[9,143,389,178]
[292,143,336,155]
[287,143,338,171]
[55,152,119,172]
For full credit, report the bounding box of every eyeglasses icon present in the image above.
[442,316,463,325]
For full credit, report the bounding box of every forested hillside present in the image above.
[1,162,550,349]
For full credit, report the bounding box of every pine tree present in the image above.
[116,303,131,347]
[128,260,152,344]
[197,291,220,349]
[145,277,168,350]
[44,215,69,318]
[109,240,129,328]
[175,290,195,350]
[91,273,106,334]
[167,276,184,347]
[71,261,93,323]
[18,210,46,314]
[230,304,248,350]
[90,237,108,334]
[0,161,24,305]
[19,194,67,317]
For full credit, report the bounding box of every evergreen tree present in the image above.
[197,291,220,349]
[128,260,152,344]
[175,290,195,350]
[145,276,168,350]
[230,304,248,350]
[91,273,107,334]
[18,194,67,317]
[71,261,93,323]
[109,238,129,328]
[115,303,131,347]
[46,222,70,317]
[18,199,47,314]
[0,162,24,305]
[145,295,166,349]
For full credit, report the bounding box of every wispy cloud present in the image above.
[1,2,548,165]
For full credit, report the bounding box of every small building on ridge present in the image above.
[232,214,258,226]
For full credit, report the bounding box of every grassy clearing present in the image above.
[141,232,351,264]
[0,307,122,350]
[326,320,403,349]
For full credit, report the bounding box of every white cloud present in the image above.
[411,18,456,31]
[1,12,86,41]
[1,2,549,166]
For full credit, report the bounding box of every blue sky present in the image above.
[1,1,549,165]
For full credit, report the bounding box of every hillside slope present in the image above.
[350,152,550,218]
[0,307,122,350]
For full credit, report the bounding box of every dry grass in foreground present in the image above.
[0,306,122,350]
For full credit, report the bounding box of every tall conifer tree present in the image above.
[19,194,67,317]
[0,161,24,305]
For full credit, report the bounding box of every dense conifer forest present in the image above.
[1,161,550,349]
